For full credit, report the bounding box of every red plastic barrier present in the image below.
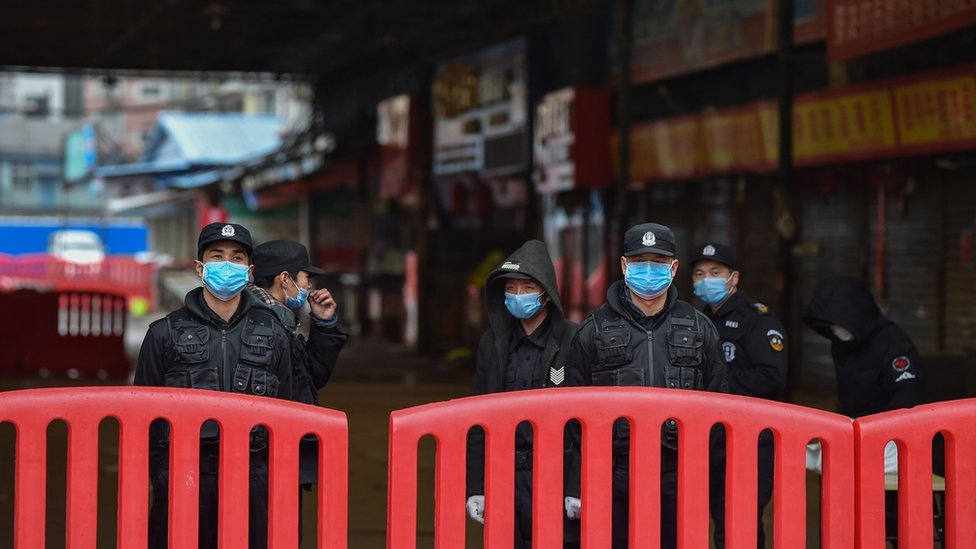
[387,387,855,549]
[854,401,974,548]
[0,254,157,309]
[0,387,348,549]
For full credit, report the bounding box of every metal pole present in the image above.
[776,0,797,367]
[611,0,634,269]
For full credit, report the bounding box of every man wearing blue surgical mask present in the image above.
[690,242,789,549]
[247,239,349,542]
[466,239,585,549]
[134,222,294,549]
[566,222,727,549]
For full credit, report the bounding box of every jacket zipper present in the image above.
[646,330,654,385]
[220,329,227,391]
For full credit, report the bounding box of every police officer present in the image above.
[248,240,349,538]
[566,223,727,549]
[134,222,294,549]
[465,240,584,549]
[689,242,788,549]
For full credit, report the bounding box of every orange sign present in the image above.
[701,108,767,171]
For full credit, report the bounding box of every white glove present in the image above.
[565,496,581,520]
[466,495,485,524]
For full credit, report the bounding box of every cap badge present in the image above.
[501,261,520,270]
[642,232,656,246]
[703,245,716,256]
[221,225,235,237]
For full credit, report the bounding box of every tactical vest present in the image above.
[591,300,705,450]
[165,307,281,398]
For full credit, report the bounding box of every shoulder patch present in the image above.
[767,329,785,352]
[753,302,769,315]
[891,356,911,372]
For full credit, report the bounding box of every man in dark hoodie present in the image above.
[802,276,923,544]
[465,239,585,549]
[802,276,922,418]
[566,222,727,549]
[135,223,293,549]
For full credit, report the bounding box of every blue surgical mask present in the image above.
[504,292,545,319]
[693,276,732,306]
[625,260,674,299]
[285,277,309,310]
[200,261,250,301]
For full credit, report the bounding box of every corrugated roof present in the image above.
[150,112,283,165]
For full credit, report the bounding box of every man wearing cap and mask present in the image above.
[566,223,726,549]
[248,240,349,497]
[689,242,788,549]
[465,240,585,548]
[134,222,294,549]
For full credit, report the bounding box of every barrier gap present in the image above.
[515,419,532,546]
[806,437,823,548]
[47,419,69,549]
[708,422,727,547]
[417,433,436,549]
[463,425,484,549]
[760,427,774,549]
[248,423,270,548]
[299,431,320,549]
[0,421,15,549]
[97,416,120,549]
[933,432,946,546]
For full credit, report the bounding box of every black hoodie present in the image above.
[466,239,583,498]
[802,276,922,417]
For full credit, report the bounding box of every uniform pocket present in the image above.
[172,324,210,363]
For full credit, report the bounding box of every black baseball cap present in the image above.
[252,240,326,277]
[689,242,738,270]
[623,223,676,257]
[197,223,253,260]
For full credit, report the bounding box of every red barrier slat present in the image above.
[629,412,661,548]
[943,426,976,549]
[434,431,466,549]
[723,421,760,549]
[66,416,101,549]
[268,428,301,549]
[581,415,614,549]
[484,418,516,549]
[676,418,710,549]
[320,431,349,549]
[772,436,808,547]
[117,415,150,549]
[168,416,202,549]
[387,412,421,549]
[14,418,47,549]
[217,425,251,549]
[531,419,563,549]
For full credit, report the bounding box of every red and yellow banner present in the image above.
[615,65,976,183]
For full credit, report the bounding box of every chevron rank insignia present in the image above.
[550,365,565,385]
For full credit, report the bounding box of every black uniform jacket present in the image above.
[135,287,294,461]
[247,284,349,402]
[803,276,922,417]
[568,281,727,393]
[466,239,584,498]
[704,290,788,400]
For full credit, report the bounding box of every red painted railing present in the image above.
[387,387,856,549]
[0,387,348,549]
[0,253,157,309]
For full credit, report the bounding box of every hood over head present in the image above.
[484,240,563,333]
[802,276,884,343]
